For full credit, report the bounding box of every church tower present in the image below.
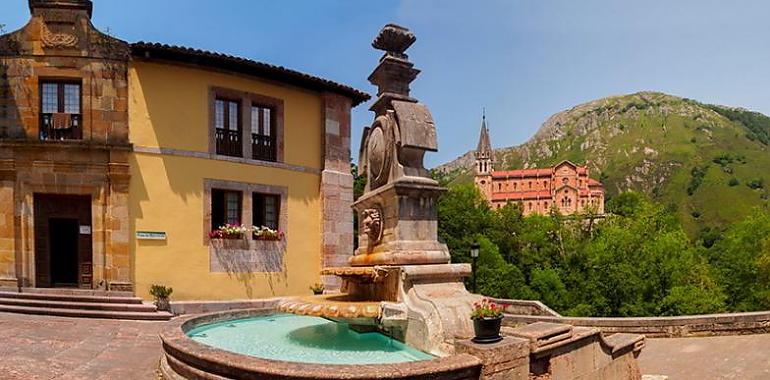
[474,111,493,200]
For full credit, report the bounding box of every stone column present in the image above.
[320,93,354,290]
[0,165,17,287]
[105,154,132,292]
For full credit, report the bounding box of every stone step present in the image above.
[14,287,135,298]
[0,291,144,305]
[0,297,158,313]
[0,304,172,321]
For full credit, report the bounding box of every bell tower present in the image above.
[474,111,494,200]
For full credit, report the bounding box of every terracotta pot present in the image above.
[155,297,171,312]
[472,316,503,343]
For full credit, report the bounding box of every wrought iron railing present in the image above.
[251,134,276,162]
[39,113,82,140]
[216,128,242,157]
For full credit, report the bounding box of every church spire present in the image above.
[474,110,493,176]
[475,109,492,160]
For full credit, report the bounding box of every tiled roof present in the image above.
[130,42,371,106]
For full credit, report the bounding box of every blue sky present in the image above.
[4,0,770,167]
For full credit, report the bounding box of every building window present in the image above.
[498,183,502,191]
[39,81,82,140]
[253,193,280,230]
[211,189,242,230]
[215,98,242,157]
[251,105,276,162]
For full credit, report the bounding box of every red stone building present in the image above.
[473,116,605,215]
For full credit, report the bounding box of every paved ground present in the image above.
[640,334,770,379]
[0,312,164,380]
[2,311,770,380]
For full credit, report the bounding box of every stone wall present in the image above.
[502,300,770,338]
[320,92,354,290]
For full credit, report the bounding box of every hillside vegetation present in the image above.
[437,185,770,317]
[437,92,770,236]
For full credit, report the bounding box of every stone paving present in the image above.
[0,312,163,380]
[3,310,770,379]
[639,334,770,379]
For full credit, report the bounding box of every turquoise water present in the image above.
[186,314,434,365]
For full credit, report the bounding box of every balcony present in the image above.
[215,128,242,157]
[39,113,82,141]
[251,133,276,162]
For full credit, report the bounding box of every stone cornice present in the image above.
[132,145,321,174]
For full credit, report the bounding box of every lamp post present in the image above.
[470,241,480,293]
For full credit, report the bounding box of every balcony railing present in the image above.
[216,128,242,157]
[39,113,82,140]
[252,134,276,162]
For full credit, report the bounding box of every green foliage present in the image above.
[747,178,765,190]
[438,186,738,317]
[149,284,173,299]
[707,105,770,145]
[687,165,708,196]
[729,178,740,187]
[707,209,770,311]
[606,192,645,216]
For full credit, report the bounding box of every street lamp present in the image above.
[470,241,480,293]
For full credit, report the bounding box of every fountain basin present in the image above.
[187,313,431,364]
[159,308,483,380]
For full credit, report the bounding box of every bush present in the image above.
[747,178,765,190]
[687,165,708,195]
[728,178,740,187]
[149,284,173,299]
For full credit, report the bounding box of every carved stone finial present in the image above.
[372,23,416,60]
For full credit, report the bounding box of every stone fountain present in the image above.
[280,24,480,356]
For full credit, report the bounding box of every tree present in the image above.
[708,209,770,311]
[437,184,492,263]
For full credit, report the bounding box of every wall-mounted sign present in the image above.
[79,225,92,235]
[136,231,167,241]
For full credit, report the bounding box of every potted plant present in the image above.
[253,225,284,241]
[310,282,325,295]
[149,284,173,312]
[470,298,504,343]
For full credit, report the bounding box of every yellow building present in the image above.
[0,0,368,301]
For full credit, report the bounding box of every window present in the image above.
[39,81,81,140]
[215,98,242,157]
[253,193,280,230]
[251,105,277,161]
[211,189,242,230]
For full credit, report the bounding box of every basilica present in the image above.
[473,116,605,216]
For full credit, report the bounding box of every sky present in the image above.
[4,0,770,167]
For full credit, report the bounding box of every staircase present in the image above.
[0,287,172,320]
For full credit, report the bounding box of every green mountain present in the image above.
[437,92,770,235]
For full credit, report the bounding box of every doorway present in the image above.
[33,194,93,288]
[49,218,79,287]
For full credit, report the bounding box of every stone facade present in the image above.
[0,0,132,290]
[474,120,605,216]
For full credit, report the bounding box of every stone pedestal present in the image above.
[351,180,450,266]
[456,337,530,380]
